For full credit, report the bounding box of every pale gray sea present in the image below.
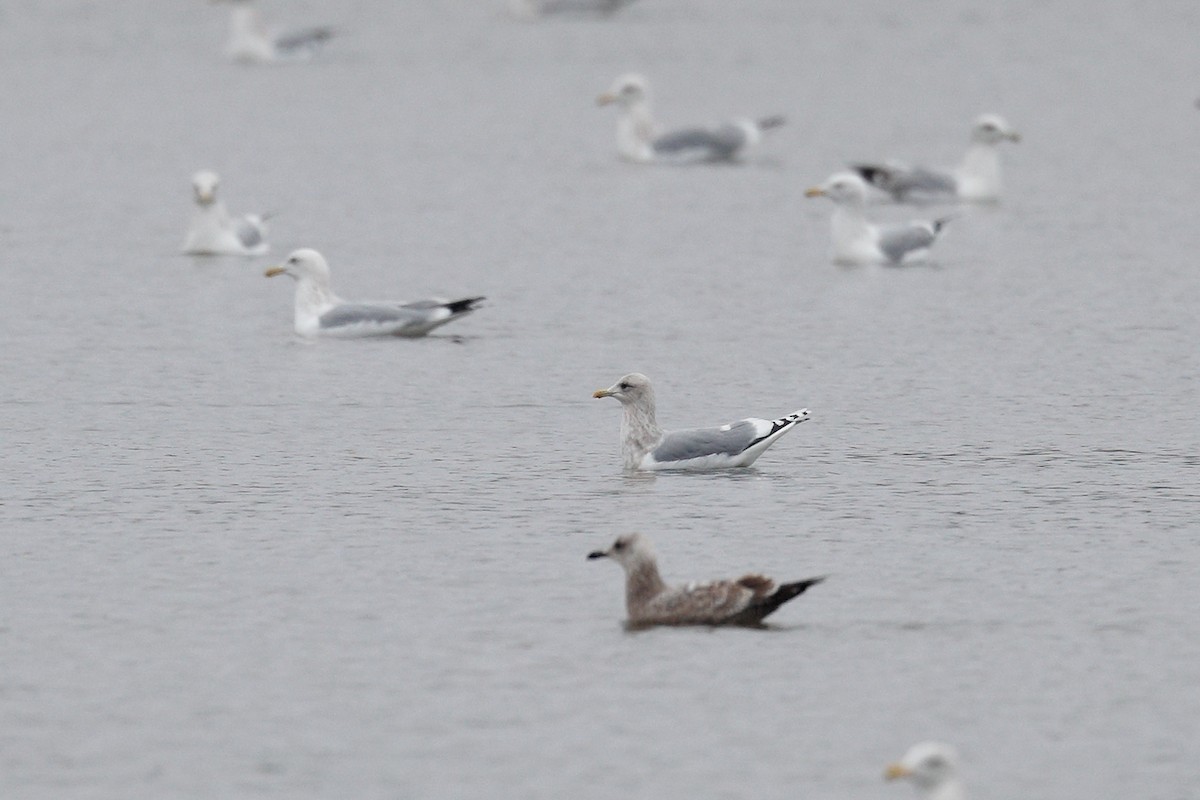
[2,1,1199,798]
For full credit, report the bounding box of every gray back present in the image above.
[653,125,745,159]
[652,420,756,462]
[234,218,263,249]
[891,166,956,196]
[877,224,936,263]
[319,303,420,331]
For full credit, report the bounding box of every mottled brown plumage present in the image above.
[587,533,824,627]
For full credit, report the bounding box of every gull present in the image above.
[851,114,1021,202]
[181,170,269,257]
[215,0,334,64]
[592,373,808,471]
[587,533,825,627]
[885,742,966,800]
[264,249,484,338]
[805,172,951,266]
[596,73,785,163]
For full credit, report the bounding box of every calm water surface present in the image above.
[2,1,1199,798]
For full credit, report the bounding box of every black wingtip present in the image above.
[932,216,956,233]
[851,164,887,186]
[782,575,827,595]
[445,297,486,314]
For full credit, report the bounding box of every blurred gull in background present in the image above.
[181,170,269,257]
[215,0,335,64]
[596,73,785,163]
[264,249,484,339]
[851,114,1020,202]
[885,742,966,800]
[806,172,952,266]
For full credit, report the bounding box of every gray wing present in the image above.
[274,27,334,55]
[318,303,427,333]
[651,420,758,462]
[234,216,265,249]
[853,163,956,198]
[877,223,937,263]
[890,166,956,195]
[653,124,746,159]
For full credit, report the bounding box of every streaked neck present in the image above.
[624,559,667,614]
[620,398,663,469]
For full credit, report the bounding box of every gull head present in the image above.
[885,742,961,795]
[587,533,654,570]
[191,170,221,206]
[597,73,650,108]
[805,171,870,205]
[264,248,331,283]
[593,372,653,406]
[971,113,1020,144]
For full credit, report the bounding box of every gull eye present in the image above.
[613,540,626,551]
[619,382,631,390]
[925,756,946,769]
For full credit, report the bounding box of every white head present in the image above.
[970,114,1020,145]
[191,170,221,206]
[593,372,654,407]
[885,742,962,796]
[805,171,870,205]
[264,248,332,285]
[587,533,655,571]
[596,73,651,109]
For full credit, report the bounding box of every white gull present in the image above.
[593,373,808,471]
[181,170,268,257]
[851,114,1020,202]
[264,249,483,339]
[596,73,784,163]
[885,742,966,800]
[215,0,334,64]
[805,172,951,266]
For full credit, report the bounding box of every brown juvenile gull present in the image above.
[851,114,1020,202]
[596,73,785,163]
[805,172,952,266]
[264,249,484,339]
[885,742,966,800]
[587,533,825,627]
[592,373,808,471]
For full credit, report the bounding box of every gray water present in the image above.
[3,1,1199,798]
